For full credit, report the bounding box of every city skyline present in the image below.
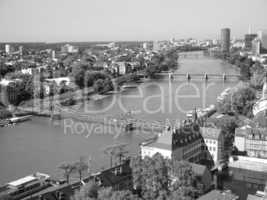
[0,0,267,42]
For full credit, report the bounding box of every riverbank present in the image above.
[13,73,145,118]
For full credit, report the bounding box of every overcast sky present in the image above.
[0,0,267,42]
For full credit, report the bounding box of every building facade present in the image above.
[224,156,267,200]
[141,120,206,164]
[253,79,267,127]
[201,127,224,164]
[245,34,258,50]
[221,28,231,54]
[258,30,267,51]
[235,126,267,158]
[5,44,10,54]
[252,38,262,55]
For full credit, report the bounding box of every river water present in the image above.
[0,51,239,184]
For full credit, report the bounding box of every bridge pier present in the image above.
[204,73,208,80]
[186,73,191,81]
[169,72,174,80]
[222,73,226,81]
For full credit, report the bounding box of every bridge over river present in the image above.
[137,72,240,81]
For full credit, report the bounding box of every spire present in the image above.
[192,107,198,123]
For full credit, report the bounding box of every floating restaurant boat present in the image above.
[186,105,216,119]
[0,172,51,200]
[9,115,32,123]
[121,84,138,89]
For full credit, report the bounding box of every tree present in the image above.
[131,155,204,200]
[250,62,266,89]
[98,188,139,200]
[58,163,75,184]
[5,72,34,105]
[72,181,99,200]
[0,109,12,119]
[103,143,128,167]
[210,115,238,139]
[170,160,200,198]
[73,186,140,200]
[130,153,169,200]
[93,79,104,93]
[74,157,89,181]
[239,63,251,81]
[97,187,112,200]
[217,84,256,118]
[231,85,256,118]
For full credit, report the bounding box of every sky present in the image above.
[0,0,267,42]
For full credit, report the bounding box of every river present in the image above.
[0,51,239,184]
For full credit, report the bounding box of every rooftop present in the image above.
[201,127,221,140]
[157,128,172,144]
[247,193,265,200]
[145,142,172,151]
[172,123,202,148]
[190,163,207,176]
[197,190,239,200]
[7,172,50,188]
[235,126,267,139]
[229,156,267,173]
[8,176,36,187]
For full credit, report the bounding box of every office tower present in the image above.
[5,44,10,54]
[252,38,261,55]
[51,50,55,59]
[258,30,267,51]
[19,46,23,56]
[221,28,231,54]
[142,42,148,50]
[244,34,257,50]
[153,41,160,51]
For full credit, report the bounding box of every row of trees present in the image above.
[131,154,203,200]
[73,183,138,200]
[0,109,12,119]
[58,143,129,185]
[72,64,114,94]
[145,48,179,78]
[227,54,266,89]
[72,153,204,200]
[5,72,34,106]
[216,83,256,118]
[58,157,90,184]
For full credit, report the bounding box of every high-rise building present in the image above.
[153,41,160,51]
[142,42,148,50]
[5,44,10,54]
[244,34,257,50]
[221,28,231,54]
[19,46,23,56]
[51,50,55,60]
[258,30,267,49]
[252,38,261,55]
